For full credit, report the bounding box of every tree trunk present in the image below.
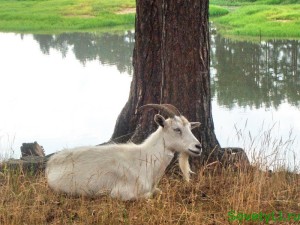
[21,142,45,157]
[111,0,246,170]
[1,142,47,174]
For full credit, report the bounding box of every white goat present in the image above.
[46,104,202,201]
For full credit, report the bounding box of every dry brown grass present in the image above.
[0,163,299,225]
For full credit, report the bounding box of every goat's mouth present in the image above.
[188,149,201,155]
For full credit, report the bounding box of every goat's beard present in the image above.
[178,153,194,182]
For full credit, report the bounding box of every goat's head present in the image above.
[139,104,202,156]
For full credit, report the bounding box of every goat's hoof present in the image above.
[153,188,162,195]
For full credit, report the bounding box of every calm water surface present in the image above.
[0,31,299,167]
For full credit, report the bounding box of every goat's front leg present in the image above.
[141,187,162,199]
[110,184,138,201]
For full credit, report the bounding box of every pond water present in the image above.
[0,31,299,168]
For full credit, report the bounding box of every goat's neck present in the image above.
[141,127,173,157]
[140,127,174,186]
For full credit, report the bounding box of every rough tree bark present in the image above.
[111,0,249,170]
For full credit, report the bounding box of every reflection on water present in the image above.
[31,31,300,110]
[0,32,133,157]
[209,33,300,168]
[211,34,300,109]
[0,31,299,167]
[210,33,300,167]
[32,31,134,74]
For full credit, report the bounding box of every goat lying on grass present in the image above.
[46,104,202,200]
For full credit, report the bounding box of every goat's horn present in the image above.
[162,104,181,116]
[139,104,181,118]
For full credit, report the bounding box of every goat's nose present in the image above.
[195,144,202,150]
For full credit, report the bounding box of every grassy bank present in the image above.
[210,5,230,17]
[0,0,228,33]
[0,164,299,224]
[210,0,299,6]
[0,0,299,38]
[210,0,300,39]
[0,0,136,33]
[212,4,300,39]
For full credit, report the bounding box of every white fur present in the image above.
[46,115,201,200]
[178,152,194,182]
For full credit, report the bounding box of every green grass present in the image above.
[0,0,229,33]
[256,0,300,4]
[0,0,299,38]
[213,4,300,39]
[0,0,136,33]
[210,5,230,17]
[210,0,299,5]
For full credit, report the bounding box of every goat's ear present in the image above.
[190,122,201,130]
[154,114,166,127]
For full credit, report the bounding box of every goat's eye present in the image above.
[173,128,182,134]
